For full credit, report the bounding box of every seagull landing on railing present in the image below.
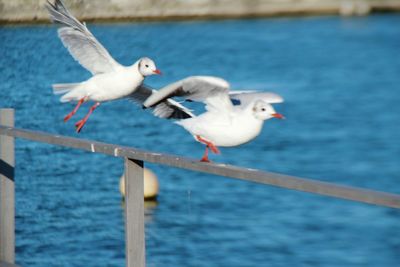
[46,0,161,133]
[130,76,284,162]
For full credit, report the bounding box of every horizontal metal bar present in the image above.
[1,125,400,209]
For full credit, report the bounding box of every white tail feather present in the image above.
[52,83,79,95]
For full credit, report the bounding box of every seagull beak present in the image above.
[272,113,285,119]
[153,69,162,75]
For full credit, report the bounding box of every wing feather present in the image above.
[46,0,121,74]
[143,76,233,113]
[129,85,194,119]
[229,91,284,107]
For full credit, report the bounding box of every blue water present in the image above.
[1,14,400,267]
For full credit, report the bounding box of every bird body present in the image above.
[59,61,144,103]
[176,105,264,147]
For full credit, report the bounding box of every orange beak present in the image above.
[153,69,162,75]
[272,113,285,119]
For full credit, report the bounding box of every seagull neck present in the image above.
[131,61,144,78]
[244,101,258,115]
[244,102,264,122]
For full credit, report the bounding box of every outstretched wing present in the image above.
[143,76,233,113]
[46,0,122,75]
[229,91,284,107]
[129,85,194,119]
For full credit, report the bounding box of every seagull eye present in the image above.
[261,108,266,111]
[145,64,149,68]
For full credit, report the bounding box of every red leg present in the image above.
[196,135,220,154]
[208,142,220,154]
[64,98,85,122]
[200,147,210,162]
[75,102,100,133]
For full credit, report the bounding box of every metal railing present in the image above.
[1,108,400,267]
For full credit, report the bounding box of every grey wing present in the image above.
[229,91,284,107]
[129,85,194,120]
[143,76,233,113]
[46,0,121,75]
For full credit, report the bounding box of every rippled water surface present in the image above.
[1,14,400,267]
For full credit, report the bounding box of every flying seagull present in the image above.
[132,76,284,162]
[46,0,161,132]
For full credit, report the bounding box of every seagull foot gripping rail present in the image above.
[1,108,400,267]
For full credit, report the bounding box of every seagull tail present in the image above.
[52,83,79,95]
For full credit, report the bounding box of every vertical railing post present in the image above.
[0,108,15,264]
[124,158,145,267]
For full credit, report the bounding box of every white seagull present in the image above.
[46,0,161,132]
[131,76,284,162]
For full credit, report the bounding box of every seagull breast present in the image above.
[178,110,264,147]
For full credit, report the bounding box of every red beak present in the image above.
[272,113,285,119]
[153,69,162,75]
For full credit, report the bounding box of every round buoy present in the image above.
[120,167,159,200]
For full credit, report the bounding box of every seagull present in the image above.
[46,0,161,133]
[131,76,284,162]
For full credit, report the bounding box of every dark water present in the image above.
[1,14,400,267]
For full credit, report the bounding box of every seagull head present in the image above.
[252,100,285,121]
[138,57,161,76]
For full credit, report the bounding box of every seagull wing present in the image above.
[129,85,194,119]
[46,0,122,75]
[229,91,284,107]
[143,76,233,113]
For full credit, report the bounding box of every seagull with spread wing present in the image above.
[131,76,284,162]
[46,0,161,132]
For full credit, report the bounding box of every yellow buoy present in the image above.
[119,167,159,200]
